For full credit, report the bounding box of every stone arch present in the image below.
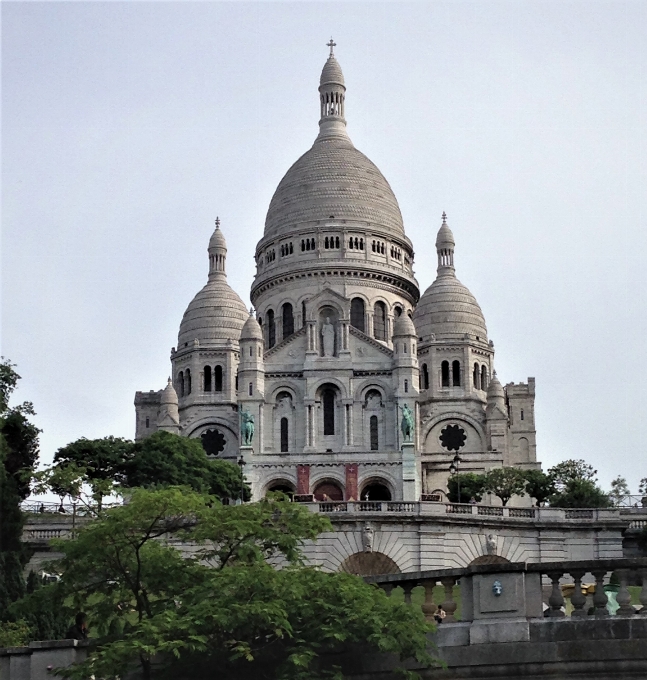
[358,469,400,497]
[267,382,302,403]
[353,378,392,403]
[340,552,401,576]
[187,420,238,460]
[421,412,487,453]
[468,555,511,566]
[310,376,348,400]
[312,478,344,501]
[263,477,296,497]
[359,476,393,501]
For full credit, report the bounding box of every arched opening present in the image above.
[200,428,226,457]
[393,306,402,318]
[313,480,344,501]
[282,303,294,339]
[452,360,461,387]
[323,388,336,435]
[186,369,192,395]
[370,415,379,451]
[361,482,391,501]
[267,309,276,348]
[204,366,212,392]
[350,298,365,332]
[280,417,289,452]
[469,555,511,566]
[301,300,306,327]
[178,371,185,397]
[473,363,480,390]
[266,481,295,499]
[340,552,400,576]
[214,365,223,392]
[441,361,450,387]
[422,363,429,390]
[373,301,386,341]
[481,365,488,390]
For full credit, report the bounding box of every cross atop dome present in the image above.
[327,37,336,57]
[215,216,220,229]
[442,211,447,224]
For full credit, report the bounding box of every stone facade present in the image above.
[134,46,539,505]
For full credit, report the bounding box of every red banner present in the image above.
[297,464,310,495]
[345,463,358,501]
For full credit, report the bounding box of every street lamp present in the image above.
[237,454,246,504]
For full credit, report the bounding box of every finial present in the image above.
[215,216,220,229]
[327,37,336,57]
[249,307,254,316]
[442,211,447,225]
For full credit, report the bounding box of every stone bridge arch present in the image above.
[339,551,401,576]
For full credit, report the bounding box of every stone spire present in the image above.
[317,39,348,140]
[435,212,455,274]
[208,217,227,277]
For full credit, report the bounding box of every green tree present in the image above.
[549,479,612,508]
[482,467,526,506]
[447,473,486,503]
[46,488,433,680]
[522,469,555,506]
[548,459,597,492]
[609,476,631,506]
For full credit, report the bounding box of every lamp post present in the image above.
[237,454,246,504]
[450,453,462,503]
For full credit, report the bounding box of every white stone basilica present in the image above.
[135,45,540,503]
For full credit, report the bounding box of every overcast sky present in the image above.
[3,1,646,493]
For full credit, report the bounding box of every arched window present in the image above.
[248,382,253,396]
[204,366,212,392]
[325,237,329,249]
[350,298,365,332]
[452,360,461,387]
[267,309,276,348]
[373,301,386,341]
[178,371,185,397]
[473,363,480,390]
[335,236,340,248]
[481,365,488,390]
[214,365,223,392]
[323,389,335,435]
[282,303,294,339]
[280,417,289,452]
[393,306,402,318]
[404,379,409,393]
[301,300,306,327]
[370,415,379,451]
[422,363,429,390]
[441,361,450,387]
[186,369,192,395]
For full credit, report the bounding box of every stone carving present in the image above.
[321,317,335,357]
[362,524,374,553]
[492,580,503,596]
[240,409,255,446]
[486,533,497,555]
[400,404,414,443]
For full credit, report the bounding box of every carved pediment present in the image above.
[264,326,307,364]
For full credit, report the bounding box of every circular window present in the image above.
[201,429,226,456]
[440,424,466,452]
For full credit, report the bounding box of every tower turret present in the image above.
[317,38,347,140]
[157,378,181,434]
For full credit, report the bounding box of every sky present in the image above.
[2,1,646,493]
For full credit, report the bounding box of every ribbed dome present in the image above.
[178,278,248,348]
[264,136,404,239]
[413,274,487,342]
[320,56,345,86]
[160,378,178,405]
[240,312,263,341]
[393,312,416,337]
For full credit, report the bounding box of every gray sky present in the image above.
[3,1,646,492]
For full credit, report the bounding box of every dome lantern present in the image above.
[318,38,348,141]
[436,212,455,273]
[208,217,227,277]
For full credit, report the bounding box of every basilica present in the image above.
[134,44,539,502]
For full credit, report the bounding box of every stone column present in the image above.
[401,441,418,501]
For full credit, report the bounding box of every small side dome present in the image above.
[393,312,416,338]
[160,378,178,405]
[240,311,263,341]
[487,372,505,401]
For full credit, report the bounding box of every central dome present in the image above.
[263,49,404,241]
[264,137,405,239]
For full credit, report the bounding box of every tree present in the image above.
[548,459,597,492]
[54,436,132,486]
[522,469,555,506]
[447,473,486,503]
[547,459,611,508]
[609,476,631,506]
[482,467,526,506]
[45,488,434,680]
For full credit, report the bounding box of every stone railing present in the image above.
[306,500,630,523]
[365,557,647,623]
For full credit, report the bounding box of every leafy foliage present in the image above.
[0,620,31,647]
[548,459,597,492]
[548,479,612,508]
[521,469,555,506]
[42,488,434,679]
[447,473,486,503]
[609,476,631,506]
[482,467,526,506]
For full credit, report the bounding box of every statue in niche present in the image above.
[362,524,374,553]
[486,533,497,555]
[400,404,414,443]
[240,409,255,446]
[321,317,335,357]
[366,391,382,409]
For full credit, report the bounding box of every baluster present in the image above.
[402,583,414,604]
[420,581,436,622]
[546,572,565,618]
[615,569,635,616]
[569,570,587,619]
[592,569,609,617]
[381,583,393,598]
[441,576,458,622]
[638,568,647,616]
